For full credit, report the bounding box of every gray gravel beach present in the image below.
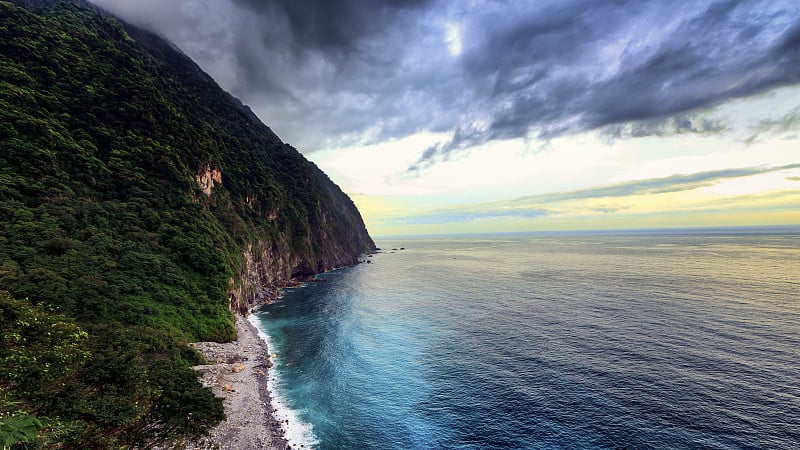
[188,315,288,450]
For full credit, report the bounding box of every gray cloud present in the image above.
[507,163,800,205]
[600,114,728,142]
[90,0,800,165]
[231,0,432,55]
[410,0,800,170]
[744,105,800,144]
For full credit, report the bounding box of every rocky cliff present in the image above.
[1,0,375,326]
[118,4,376,315]
[0,0,373,446]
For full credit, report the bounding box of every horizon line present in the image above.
[370,223,800,240]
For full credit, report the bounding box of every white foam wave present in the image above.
[248,314,320,449]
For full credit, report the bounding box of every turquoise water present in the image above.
[251,228,800,449]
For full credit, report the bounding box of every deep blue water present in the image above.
[251,228,800,449]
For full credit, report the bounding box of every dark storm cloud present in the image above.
[410,0,800,170]
[224,0,436,100]
[231,0,432,54]
[90,0,800,165]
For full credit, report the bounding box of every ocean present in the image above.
[250,227,800,449]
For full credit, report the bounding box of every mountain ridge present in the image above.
[0,0,374,447]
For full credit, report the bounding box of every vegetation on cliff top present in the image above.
[0,0,374,447]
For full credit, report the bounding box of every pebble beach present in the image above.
[188,315,288,450]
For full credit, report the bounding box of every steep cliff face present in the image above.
[1,0,375,330]
[0,1,373,445]
[121,13,376,313]
[230,231,372,315]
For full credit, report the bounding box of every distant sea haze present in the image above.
[252,227,800,449]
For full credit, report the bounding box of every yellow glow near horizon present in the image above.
[311,87,800,237]
[703,171,800,196]
[351,178,800,236]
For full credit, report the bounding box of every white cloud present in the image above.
[444,22,462,57]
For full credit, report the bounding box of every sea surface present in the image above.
[251,227,800,449]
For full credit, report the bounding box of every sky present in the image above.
[89,0,800,236]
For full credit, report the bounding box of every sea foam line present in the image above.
[249,313,320,449]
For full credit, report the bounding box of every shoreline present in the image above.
[189,263,367,449]
[188,314,288,450]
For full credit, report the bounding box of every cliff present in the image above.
[0,0,373,447]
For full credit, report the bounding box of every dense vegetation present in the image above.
[0,0,374,447]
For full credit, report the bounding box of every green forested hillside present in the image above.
[0,0,374,447]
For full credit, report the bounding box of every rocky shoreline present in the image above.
[188,314,289,450]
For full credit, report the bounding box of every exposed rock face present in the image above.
[228,230,369,314]
[229,241,293,314]
[196,166,222,196]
